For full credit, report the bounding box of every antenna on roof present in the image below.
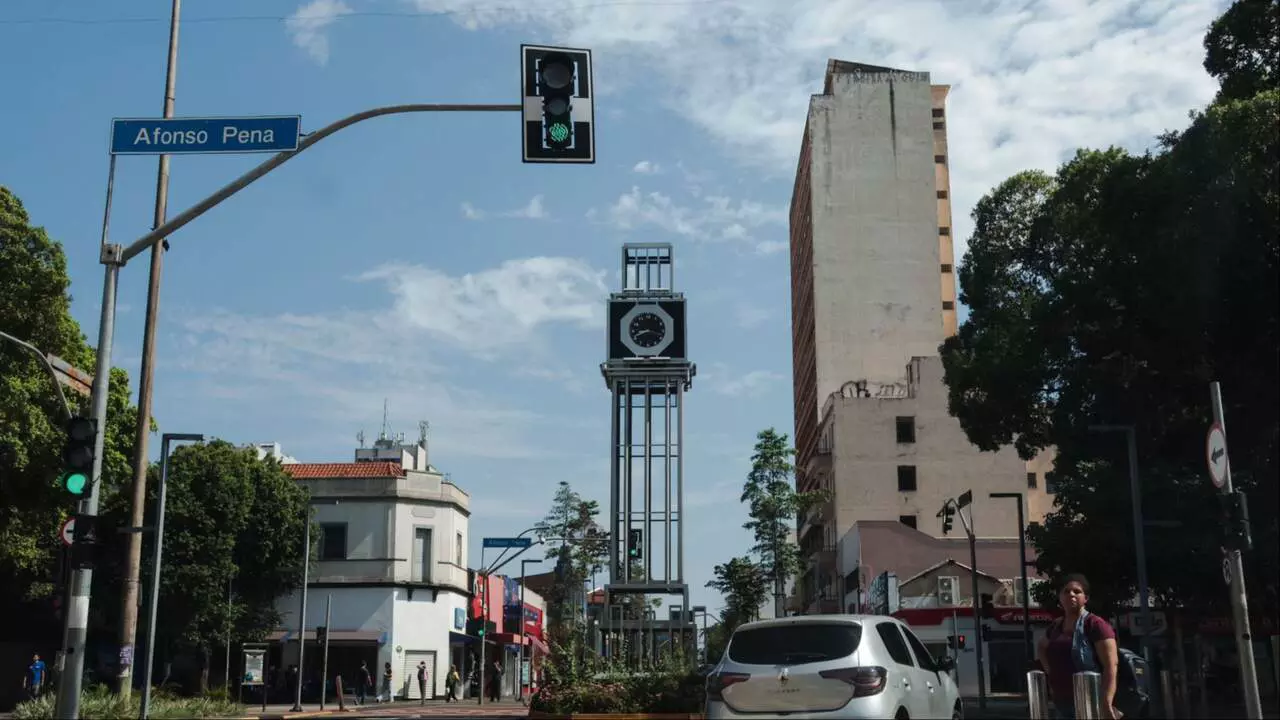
[419,420,429,447]
[357,430,366,448]
[379,398,390,441]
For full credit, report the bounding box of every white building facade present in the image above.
[271,434,471,701]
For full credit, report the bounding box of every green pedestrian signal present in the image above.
[60,416,97,498]
[548,122,570,143]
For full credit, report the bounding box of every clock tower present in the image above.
[600,243,696,664]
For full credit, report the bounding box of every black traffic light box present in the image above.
[521,44,595,163]
[70,513,100,570]
[627,529,642,560]
[940,504,955,535]
[60,416,97,498]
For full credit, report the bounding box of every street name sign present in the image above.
[110,116,302,155]
[483,537,533,549]
[1206,423,1229,488]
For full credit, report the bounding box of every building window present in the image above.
[941,263,953,273]
[319,523,347,561]
[937,190,948,199]
[1027,472,1038,489]
[933,121,945,130]
[934,154,947,164]
[932,108,945,118]
[455,532,464,565]
[1045,472,1059,495]
[943,301,955,310]
[939,226,951,236]
[899,515,918,530]
[895,416,916,444]
[412,527,434,583]
[897,465,917,492]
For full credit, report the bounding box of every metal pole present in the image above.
[1072,671,1103,719]
[1017,498,1031,670]
[0,331,73,421]
[291,516,311,712]
[623,379,633,583]
[320,594,331,710]
[520,562,528,703]
[54,251,120,720]
[119,103,521,264]
[224,578,232,691]
[139,434,173,719]
[1160,669,1176,719]
[643,383,652,583]
[675,383,684,584]
[1027,669,1050,719]
[663,378,672,583]
[119,0,182,696]
[1125,427,1154,665]
[478,548,486,706]
[966,510,986,710]
[1210,382,1263,719]
[610,382,621,585]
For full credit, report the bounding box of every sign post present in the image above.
[1208,382,1262,719]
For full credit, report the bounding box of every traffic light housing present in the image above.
[70,513,99,570]
[60,416,97,497]
[521,44,595,163]
[940,504,955,535]
[948,634,967,650]
[316,626,328,645]
[980,593,994,616]
[627,529,642,560]
[1221,491,1253,551]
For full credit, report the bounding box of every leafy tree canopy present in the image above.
[941,12,1278,616]
[1204,0,1278,103]
[534,482,607,623]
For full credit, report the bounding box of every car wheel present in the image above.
[952,705,963,720]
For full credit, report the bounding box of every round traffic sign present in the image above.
[1222,556,1232,586]
[1206,424,1229,488]
[60,517,76,547]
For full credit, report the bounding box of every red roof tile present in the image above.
[283,462,405,479]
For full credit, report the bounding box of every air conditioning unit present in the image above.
[938,576,959,607]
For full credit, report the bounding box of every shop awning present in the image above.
[267,629,382,643]
[449,631,477,644]
[489,633,549,655]
[528,635,549,655]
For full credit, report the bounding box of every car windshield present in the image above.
[727,623,862,666]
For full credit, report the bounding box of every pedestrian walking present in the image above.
[445,665,460,702]
[23,654,46,700]
[488,660,502,702]
[379,661,393,703]
[1036,574,1122,719]
[356,661,372,705]
[416,660,428,704]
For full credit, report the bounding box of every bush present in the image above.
[13,685,243,719]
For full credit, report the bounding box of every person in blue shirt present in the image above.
[25,654,47,699]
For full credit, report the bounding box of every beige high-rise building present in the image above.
[788,60,1055,614]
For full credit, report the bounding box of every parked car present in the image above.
[705,614,962,719]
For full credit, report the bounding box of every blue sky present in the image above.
[1,0,1223,616]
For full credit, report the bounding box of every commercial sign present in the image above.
[453,607,466,631]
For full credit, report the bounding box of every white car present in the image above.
[705,614,962,719]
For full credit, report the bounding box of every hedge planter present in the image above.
[529,713,704,720]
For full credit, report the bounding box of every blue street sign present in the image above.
[483,537,533,549]
[110,115,301,155]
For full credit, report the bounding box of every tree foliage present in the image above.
[740,429,826,614]
[534,482,607,626]
[940,8,1278,617]
[0,186,140,637]
[704,557,768,631]
[1203,0,1278,103]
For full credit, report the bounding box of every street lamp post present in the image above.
[291,514,312,712]
[139,433,203,720]
[990,492,1032,671]
[1088,424,1152,664]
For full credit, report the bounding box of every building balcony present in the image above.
[312,558,469,593]
[805,545,836,570]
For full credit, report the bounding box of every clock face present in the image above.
[628,312,667,348]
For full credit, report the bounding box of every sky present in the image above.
[1,0,1224,617]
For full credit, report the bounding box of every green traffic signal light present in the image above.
[548,122,570,143]
[62,472,89,496]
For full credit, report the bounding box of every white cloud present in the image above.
[285,0,351,65]
[702,362,787,397]
[505,195,549,220]
[373,0,1220,255]
[460,202,483,220]
[734,304,774,329]
[591,186,786,247]
[632,160,661,175]
[754,240,788,256]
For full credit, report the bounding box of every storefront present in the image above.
[894,607,1056,696]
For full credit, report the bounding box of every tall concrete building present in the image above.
[788,60,1054,614]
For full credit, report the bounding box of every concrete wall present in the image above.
[808,70,944,394]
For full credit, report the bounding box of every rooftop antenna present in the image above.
[418,420,429,447]
[357,430,366,448]
[379,398,390,441]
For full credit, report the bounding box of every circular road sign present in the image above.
[1222,555,1232,586]
[60,517,76,547]
[1206,424,1229,488]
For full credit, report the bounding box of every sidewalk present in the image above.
[245,698,528,718]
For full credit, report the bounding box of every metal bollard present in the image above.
[1160,669,1176,718]
[1073,671,1103,719]
[1027,669,1051,719]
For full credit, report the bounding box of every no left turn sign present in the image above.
[1206,424,1229,488]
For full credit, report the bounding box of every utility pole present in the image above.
[954,491,986,711]
[118,0,182,697]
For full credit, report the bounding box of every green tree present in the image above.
[0,186,140,636]
[940,11,1278,617]
[1204,0,1278,103]
[534,482,607,627]
[740,429,825,616]
[103,441,308,692]
[705,556,768,629]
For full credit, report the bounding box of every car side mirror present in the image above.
[935,655,956,672]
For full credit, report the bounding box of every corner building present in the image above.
[789,60,1055,615]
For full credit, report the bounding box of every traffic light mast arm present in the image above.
[0,330,73,420]
[120,103,522,264]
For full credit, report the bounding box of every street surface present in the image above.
[250,699,529,719]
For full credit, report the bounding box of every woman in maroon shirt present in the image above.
[1036,574,1123,719]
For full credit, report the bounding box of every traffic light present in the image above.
[521,44,595,163]
[948,634,967,650]
[70,513,99,570]
[627,529,642,560]
[316,626,328,645]
[1222,491,1253,551]
[59,416,97,497]
[940,504,955,535]
[980,593,994,616]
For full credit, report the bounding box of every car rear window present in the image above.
[727,623,862,666]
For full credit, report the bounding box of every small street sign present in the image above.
[60,517,75,547]
[1222,551,1232,586]
[483,537,533,549]
[1206,423,1229,488]
[110,116,302,155]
